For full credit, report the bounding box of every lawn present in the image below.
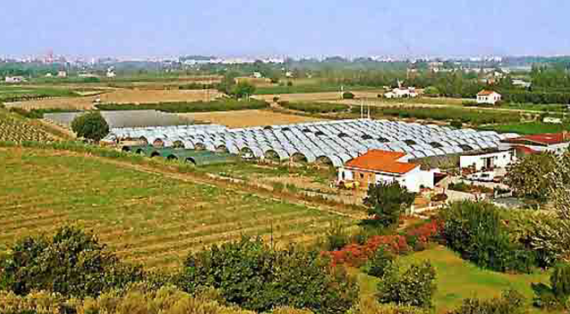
[480,122,570,135]
[357,246,550,314]
[0,148,353,269]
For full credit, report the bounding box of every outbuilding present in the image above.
[337,150,435,193]
[460,148,516,171]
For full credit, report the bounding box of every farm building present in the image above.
[502,132,570,154]
[4,76,26,83]
[106,119,513,169]
[477,90,502,105]
[384,87,418,99]
[337,150,435,193]
[460,148,516,171]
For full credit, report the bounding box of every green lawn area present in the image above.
[357,246,550,314]
[0,148,352,269]
[480,122,570,135]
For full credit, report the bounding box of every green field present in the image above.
[0,85,78,102]
[0,148,353,269]
[358,246,550,314]
[480,122,570,135]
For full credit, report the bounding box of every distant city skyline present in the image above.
[2,0,569,58]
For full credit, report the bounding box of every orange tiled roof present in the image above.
[345,150,418,174]
[477,90,497,96]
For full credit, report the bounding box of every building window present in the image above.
[360,173,364,179]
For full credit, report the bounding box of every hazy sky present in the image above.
[2,0,569,58]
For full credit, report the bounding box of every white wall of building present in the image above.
[337,166,435,193]
[460,150,515,171]
[477,92,501,104]
[522,143,570,154]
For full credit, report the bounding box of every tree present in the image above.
[423,86,440,97]
[342,92,355,99]
[180,237,358,314]
[217,71,240,95]
[366,246,395,278]
[449,290,526,314]
[231,81,256,99]
[505,152,558,204]
[377,261,437,308]
[0,226,143,298]
[71,112,109,142]
[363,182,416,227]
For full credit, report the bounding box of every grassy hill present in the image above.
[357,246,550,314]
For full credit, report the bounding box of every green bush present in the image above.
[449,120,463,129]
[325,221,350,251]
[343,92,355,99]
[180,237,359,314]
[365,246,395,278]
[552,263,570,300]
[440,201,536,273]
[377,261,437,308]
[71,112,109,142]
[363,182,416,228]
[0,286,257,314]
[448,289,526,314]
[0,226,143,298]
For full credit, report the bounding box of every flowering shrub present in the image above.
[326,235,410,267]
[325,220,443,267]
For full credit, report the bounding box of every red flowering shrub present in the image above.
[326,235,410,267]
[404,220,443,251]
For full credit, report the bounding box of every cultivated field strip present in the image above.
[0,149,355,268]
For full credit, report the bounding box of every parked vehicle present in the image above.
[466,171,495,182]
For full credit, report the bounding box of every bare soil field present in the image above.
[5,89,223,110]
[179,110,324,128]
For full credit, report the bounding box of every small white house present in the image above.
[57,71,67,78]
[384,87,418,99]
[337,150,435,193]
[5,76,25,83]
[253,72,263,79]
[477,90,502,105]
[460,149,516,171]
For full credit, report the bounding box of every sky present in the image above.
[2,0,569,58]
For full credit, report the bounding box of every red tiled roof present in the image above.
[512,145,537,154]
[477,90,498,96]
[345,150,418,174]
[507,133,569,146]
